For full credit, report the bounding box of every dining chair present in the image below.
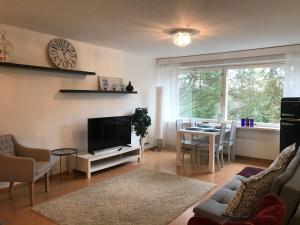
[194,123,227,170]
[224,120,237,163]
[176,119,200,164]
[189,118,209,144]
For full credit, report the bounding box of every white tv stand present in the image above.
[69,146,141,179]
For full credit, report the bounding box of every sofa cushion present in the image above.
[194,175,246,221]
[271,148,300,195]
[224,167,282,219]
[270,143,296,170]
[279,162,300,225]
[0,134,16,156]
[223,175,247,192]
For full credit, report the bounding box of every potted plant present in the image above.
[131,108,151,151]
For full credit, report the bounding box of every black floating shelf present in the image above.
[60,89,138,94]
[0,62,96,76]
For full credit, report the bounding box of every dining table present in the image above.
[176,125,230,173]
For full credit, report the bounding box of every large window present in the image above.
[226,66,284,124]
[178,64,284,125]
[179,69,222,119]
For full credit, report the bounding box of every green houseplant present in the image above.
[131,108,151,150]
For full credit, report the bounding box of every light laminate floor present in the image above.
[0,150,270,225]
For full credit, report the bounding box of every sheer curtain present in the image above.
[284,53,300,97]
[156,64,180,147]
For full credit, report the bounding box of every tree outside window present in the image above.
[178,65,284,124]
[179,69,222,119]
[226,66,284,124]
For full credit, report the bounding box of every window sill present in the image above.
[237,126,280,132]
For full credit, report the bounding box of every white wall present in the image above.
[0,23,156,188]
[235,128,279,160]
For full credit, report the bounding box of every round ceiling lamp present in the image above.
[169,28,199,48]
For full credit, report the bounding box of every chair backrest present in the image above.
[0,134,16,156]
[229,120,237,142]
[217,123,226,152]
[189,118,197,127]
[176,119,183,130]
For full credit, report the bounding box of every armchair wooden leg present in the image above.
[28,182,34,207]
[9,182,14,193]
[44,172,49,192]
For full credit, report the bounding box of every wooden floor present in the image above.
[0,150,270,225]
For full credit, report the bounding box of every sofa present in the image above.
[193,146,300,225]
[189,194,286,225]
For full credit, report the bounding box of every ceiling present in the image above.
[0,0,300,58]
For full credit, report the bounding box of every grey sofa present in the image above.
[193,147,300,225]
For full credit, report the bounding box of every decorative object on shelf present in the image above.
[99,76,124,91]
[120,84,125,91]
[126,81,134,92]
[166,28,199,48]
[131,108,151,151]
[0,31,14,62]
[48,38,77,69]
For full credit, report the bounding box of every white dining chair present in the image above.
[194,123,227,170]
[224,120,237,163]
[176,119,203,164]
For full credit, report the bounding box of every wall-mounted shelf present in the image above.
[0,62,96,76]
[60,89,138,94]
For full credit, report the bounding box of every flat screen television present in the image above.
[88,116,131,154]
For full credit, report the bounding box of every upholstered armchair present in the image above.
[0,134,52,206]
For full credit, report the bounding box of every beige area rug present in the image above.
[33,168,215,225]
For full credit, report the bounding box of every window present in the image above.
[178,64,285,125]
[226,66,284,124]
[179,69,222,119]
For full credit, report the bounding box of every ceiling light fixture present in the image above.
[170,28,199,48]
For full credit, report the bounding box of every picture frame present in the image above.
[99,76,124,91]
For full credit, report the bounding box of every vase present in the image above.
[126,81,134,92]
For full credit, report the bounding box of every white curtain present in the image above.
[156,64,180,147]
[284,53,300,97]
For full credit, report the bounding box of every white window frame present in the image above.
[178,62,285,127]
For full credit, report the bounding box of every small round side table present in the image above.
[51,148,78,183]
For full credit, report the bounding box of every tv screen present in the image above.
[88,116,132,154]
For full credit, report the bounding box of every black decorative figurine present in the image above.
[126,81,134,92]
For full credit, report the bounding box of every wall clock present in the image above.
[48,38,77,69]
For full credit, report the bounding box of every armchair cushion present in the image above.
[35,161,52,181]
[0,134,16,156]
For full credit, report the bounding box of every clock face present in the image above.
[48,38,77,69]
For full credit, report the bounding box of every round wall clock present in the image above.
[48,38,77,69]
